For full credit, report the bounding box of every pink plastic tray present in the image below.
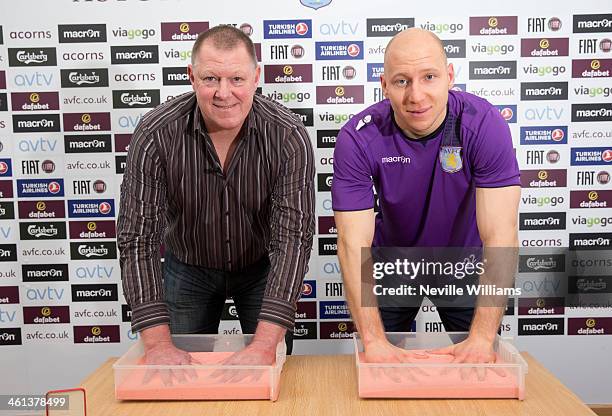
[354,332,528,400]
[113,335,286,401]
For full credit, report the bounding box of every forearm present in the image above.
[472,186,520,341]
[118,227,168,332]
[261,225,314,330]
[470,306,504,343]
[338,239,386,346]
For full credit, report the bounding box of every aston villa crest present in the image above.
[300,0,332,10]
[439,146,463,173]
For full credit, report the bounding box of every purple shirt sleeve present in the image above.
[331,127,375,211]
[467,108,521,188]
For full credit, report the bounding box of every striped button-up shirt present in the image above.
[118,92,315,332]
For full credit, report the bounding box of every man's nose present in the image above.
[215,79,231,99]
[405,82,425,104]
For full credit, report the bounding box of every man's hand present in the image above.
[212,322,283,383]
[140,324,199,385]
[141,324,197,365]
[427,334,495,363]
[364,339,428,363]
[223,339,277,366]
[224,321,284,366]
[428,335,505,381]
[364,339,429,383]
[144,339,195,365]
[211,340,275,383]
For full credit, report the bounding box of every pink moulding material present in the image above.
[116,352,274,400]
[358,350,520,399]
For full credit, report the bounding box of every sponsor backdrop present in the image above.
[0,0,611,403]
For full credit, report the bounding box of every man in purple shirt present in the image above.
[332,28,520,363]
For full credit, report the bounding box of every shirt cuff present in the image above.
[130,301,171,333]
[258,296,297,331]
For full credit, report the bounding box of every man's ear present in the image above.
[380,73,388,98]
[254,64,261,85]
[447,63,455,90]
[188,64,196,89]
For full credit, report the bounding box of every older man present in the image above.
[332,28,520,363]
[118,25,315,365]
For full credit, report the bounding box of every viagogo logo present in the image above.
[266,90,311,103]
[318,111,354,124]
[521,194,565,207]
[111,27,156,40]
[419,21,464,34]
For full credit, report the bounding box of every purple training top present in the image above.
[331,90,520,247]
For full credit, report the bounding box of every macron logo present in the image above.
[381,155,411,164]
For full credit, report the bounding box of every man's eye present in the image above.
[425,74,435,80]
[395,79,407,86]
[203,76,217,82]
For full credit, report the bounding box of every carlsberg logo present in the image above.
[78,245,109,257]
[69,72,100,85]
[16,50,48,64]
[27,225,58,237]
[120,92,151,106]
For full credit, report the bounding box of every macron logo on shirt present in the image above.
[381,155,411,164]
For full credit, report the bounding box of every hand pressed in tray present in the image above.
[427,335,506,380]
[364,339,429,363]
[212,321,282,383]
[223,339,277,365]
[364,339,430,383]
[141,327,201,386]
[209,341,275,383]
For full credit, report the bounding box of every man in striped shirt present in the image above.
[118,25,315,366]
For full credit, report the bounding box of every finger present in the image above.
[491,366,507,378]
[401,367,419,383]
[141,368,156,385]
[218,369,234,384]
[404,354,430,377]
[382,367,402,383]
[247,369,265,383]
[220,369,237,383]
[442,353,465,377]
[159,369,173,387]
[227,368,249,384]
[185,366,198,381]
[459,366,472,381]
[171,368,188,384]
[189,356,202,365]
[408,361,431,378]
[407,351,429,359]
[211,354,236,381]
[242,369,257,383]
[476,366,486,382]
[427,345,454,355]
[184,355,200,380]
[210,369,224,380]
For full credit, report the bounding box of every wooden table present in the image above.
[80,353,595,416]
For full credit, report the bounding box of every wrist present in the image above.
[363,335,389,349]
[251,320,286,348]
[250,338,279,350]
[468,328,496,344]
[140,324,173,350]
